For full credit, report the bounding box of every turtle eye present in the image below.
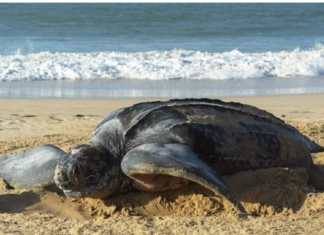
[72,164,85,186]
[73,164,80,175]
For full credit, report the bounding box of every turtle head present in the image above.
[54,144,121,198]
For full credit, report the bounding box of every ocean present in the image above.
[1,3,324,98]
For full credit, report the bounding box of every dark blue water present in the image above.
[1,3,324,55]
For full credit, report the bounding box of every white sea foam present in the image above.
[1,44,324,81]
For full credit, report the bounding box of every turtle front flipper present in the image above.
[121,143,246,214]
[0,145,66,189]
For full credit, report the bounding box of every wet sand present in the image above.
[0,95,324,234]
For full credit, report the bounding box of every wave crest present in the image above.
[1,45,324,81]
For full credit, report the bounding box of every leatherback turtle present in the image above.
[1,98,324,214]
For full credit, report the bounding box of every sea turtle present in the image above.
[0,98,324,214]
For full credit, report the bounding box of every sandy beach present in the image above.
[1,94,324,235]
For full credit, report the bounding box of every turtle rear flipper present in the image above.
[0,145,66,189]
[121,143,246,214]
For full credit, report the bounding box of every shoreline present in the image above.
[1,77,324,99]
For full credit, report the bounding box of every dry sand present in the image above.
[0,95,324,235]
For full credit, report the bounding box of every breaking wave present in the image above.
[1,44,324,81]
